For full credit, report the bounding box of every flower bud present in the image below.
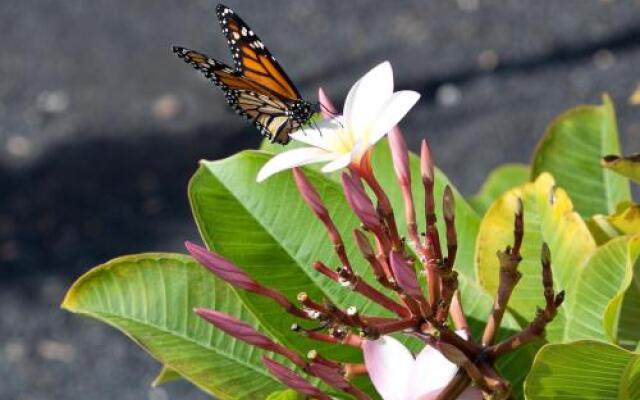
[293,168,328,219]
[262,356,332,400]
[185,241,259,291]
[388,126,411,185]
[195,308,277,351]
[388,250,422,298]
[341,172,382,231]
[318,87,338,119]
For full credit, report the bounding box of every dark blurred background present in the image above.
[1,0,639,399]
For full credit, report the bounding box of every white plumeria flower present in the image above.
[256,61,421,182]
[362,332,483,400]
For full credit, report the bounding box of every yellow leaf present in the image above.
[475,173,597,341]
[587,202,640,244]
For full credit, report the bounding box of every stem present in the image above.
[343,363,367,378]
[313,262,410,317]
[421,141,443,315]
[450,290,470,337]
[487,242,564,358]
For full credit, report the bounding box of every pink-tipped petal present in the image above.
[406,330,469,399]
[388,251,422,298]
[318,87,338,119]
[262,357,331,400]
[257,147,337,182]
[195,308,277,351]
[388,126,411,184]
[362,335,414,400]
[185,241,258,291]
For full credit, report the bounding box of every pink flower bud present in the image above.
[389,251,422,298]
[420,139,434,185]
[293,168,328,218]
[185,241,259,291]
[307,362,351,391]
[443,186,455,222]
[186,241,310,320]
[262,357,332,400]
[341,173,382,231]
[388,127,411,185]
[195,308,278,351]
[353,229,374,259]
[318,87,338,119]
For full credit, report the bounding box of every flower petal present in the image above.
[344,61,394,138]
[369,90,421,145]
[415,387,483,400]
[289,117,346,152]
[406,330,468,398]
[320,153,352,173]
[362,336,414,400]
[256,147,337,182]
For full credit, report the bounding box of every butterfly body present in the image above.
[173,4,314,144]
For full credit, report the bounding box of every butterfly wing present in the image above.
[216,4,302,100]
[173,46,298,144]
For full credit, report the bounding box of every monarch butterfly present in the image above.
[173,3,316,144]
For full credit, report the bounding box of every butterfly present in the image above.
[173,3,316,144]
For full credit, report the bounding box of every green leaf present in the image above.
[62,253,285,399]
[476,173,597,341]
[265,389,303,400]
[524,341,640,400]
[151,366,182,387]
[567,235,640,344]
[617,235,640,350]
[531,94,631,218]
[470,164,530,215]
[602,153,640,184]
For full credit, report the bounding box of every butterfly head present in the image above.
[290,100,315,124]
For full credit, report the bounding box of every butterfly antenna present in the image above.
[311,119,323,136]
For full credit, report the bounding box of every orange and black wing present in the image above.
[172,46,298,144]
[216,3,302,101]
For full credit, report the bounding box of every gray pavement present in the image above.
[1,0,640,399]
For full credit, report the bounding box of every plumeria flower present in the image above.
[362,332,483,400]
[257,61,421,182]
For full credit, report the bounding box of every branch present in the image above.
[481,198,524,346]
[487,242,565,358]
[313,261,410,318]
[421,140,443,314]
